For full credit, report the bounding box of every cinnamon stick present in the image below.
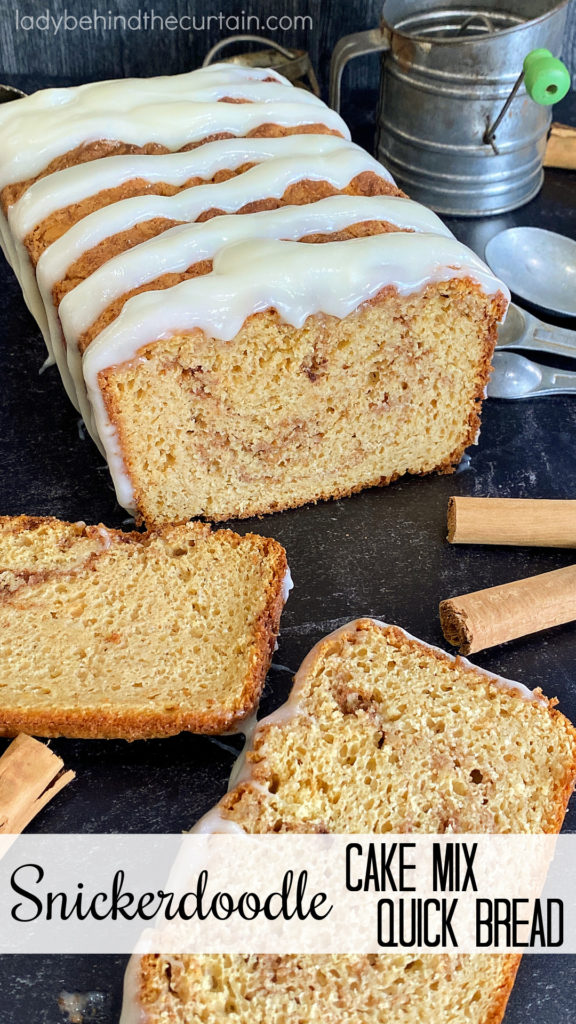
[439,563,576,655]
[447,497,576,548]
[0,734,75,833]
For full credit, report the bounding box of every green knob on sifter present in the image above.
[523,48,571,106]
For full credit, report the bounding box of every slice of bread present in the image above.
[124,951,520,1024]
[93,272,504,525]
[0,515,289,739]
[123,619,576,1023]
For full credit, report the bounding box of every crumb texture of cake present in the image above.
[217,619,576,835]
[121,619,576,1024]
[0,515,288,739]
[90,268,504,524]
[0,63,509,523]
[129,952,520,1024]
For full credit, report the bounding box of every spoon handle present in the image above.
[537,365,576,395]
[532,321,576,358]
[498,305,576,359]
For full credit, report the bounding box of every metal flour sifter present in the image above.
[330,0,571,215]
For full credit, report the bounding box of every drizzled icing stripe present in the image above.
[0,69,322,266]
[29,142,395,415]
[0,64,289,131]
[57,195,452,427]
[60,195,450,344]
[0,79,348,189]
[35,145,391,293]
[27,140,388,292]
[0,67,288,132]
[0,66,510,521]
[12,134,380,240]
[0,99,348,190]
[0,66,342,375]
[9,135,381,380]
[81,232,508,511]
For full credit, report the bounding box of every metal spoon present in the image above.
[488,351,576,399]
[486,227,576,317]
[497,302,576,360]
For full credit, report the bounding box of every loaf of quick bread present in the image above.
[0,65,509,523]
[0,515,289,739]
[121,618,576,1023]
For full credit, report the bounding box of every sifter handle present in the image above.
[329,27,390,112]
[523,48,571,106]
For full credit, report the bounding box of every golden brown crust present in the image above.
[481,955,522,1024]
[0,517,288,740]
[24,167,244,264]
[194,173,403,223]
[52,217,184,307]
[1,139,172,211]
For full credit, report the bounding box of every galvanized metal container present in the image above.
[330,0,570,215]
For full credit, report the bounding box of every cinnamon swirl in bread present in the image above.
[0,515,289,739]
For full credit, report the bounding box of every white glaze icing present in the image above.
[60,195,448,342]
[12,236,55,351]
[11,134,379,241]
[36,144,393,295]
[191,805,247,835]
[282,567,294,605]
[80,232,508,509]
[0,65,348,190]
[0,65,289,130]
[118,953,147,1024]
[0,206,15,267]
[1,67,345,368]
[1,65,509,526]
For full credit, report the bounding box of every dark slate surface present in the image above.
[0,78,575,1024]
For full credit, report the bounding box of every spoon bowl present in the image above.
[485,227,576,317]
[489,350,576,399]
[489,351,543,398]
